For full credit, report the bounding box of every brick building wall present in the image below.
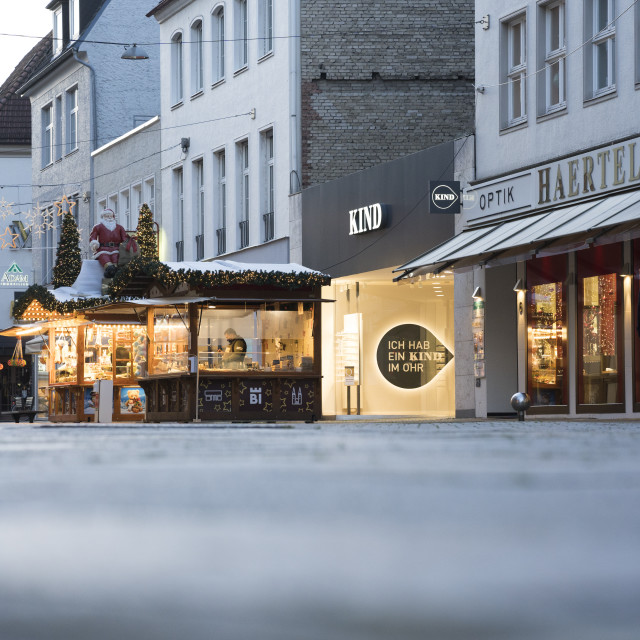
[300,0,475,188]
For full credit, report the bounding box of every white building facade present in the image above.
[398,0,640,418]
[148,0,297,263]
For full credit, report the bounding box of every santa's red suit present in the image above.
[89,221,129,266]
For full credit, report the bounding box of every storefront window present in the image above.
[52,328,77,383]
[196,303,315,372]
[526,255,567,409]
[84,324,146,382]
[634,239,640,409]
[577,244,623,409]
[151,308,190,374]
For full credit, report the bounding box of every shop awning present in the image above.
[394,190,640,278]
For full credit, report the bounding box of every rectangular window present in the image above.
[174,168,184,260]
[42,104,53,168]
[194,159,205,260]
[53,6,63,55]
[261,129,274,242]
[66,87,78,154]
[215,150,227,255]
[540,1,566,113]
[172,33,184,104]
[506,15,527,125]
[69,0,80,41]
[192,20,204,94]
[108,194,118,219]
[212,7,225,83]
[120,189,131,230]
[235,0,248,70]
[132,182,142,220]
[144,177,155,213]
[259,0,273,57]
[585,0,616,98]
[238,140,249,248]
[55,96,63,161]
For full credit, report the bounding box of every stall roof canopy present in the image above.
[394,190,640,277]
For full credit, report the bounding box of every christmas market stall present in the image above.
[8,256,330,423]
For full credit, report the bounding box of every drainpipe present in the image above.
[72,48,97,229]
[289,0,301,194]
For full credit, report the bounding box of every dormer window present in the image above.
[53,4,63,55]
[69,0,80,41]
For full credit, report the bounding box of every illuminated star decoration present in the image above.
[0,226,20,249]
[54,194,77,218]
[0,198,15,221]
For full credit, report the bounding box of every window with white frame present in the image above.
[259,0,273,57]
[194,159,205,259]
[541,1,565,113]
[120,189,131,230]
[174,168,184,259]
[132,182,143,219]
[144,177,155,213]
[55,96,63,161]
[238,140,249,248]
[261,128,274,241]
[69,0,80,41]
[108,194,118,219]
[171,32,184,104]
[53,5,63,55]
[66,86,78,154]
[501,13,527,127]
[42,103,53,168]
[214,149,227,255]
[235,0,248,70]
[585,0,616,98]
[212,5,225,83]
[191,19,204,94]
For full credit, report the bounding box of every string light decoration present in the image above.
[52,209,82,288]
[108,257,331,297]
[0,197,14,221]
[136,204,158,259]
[12,285,103,321]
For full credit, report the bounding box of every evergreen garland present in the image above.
[52,211,82,288]
[136,203,158,259]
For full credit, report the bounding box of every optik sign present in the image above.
[429,181,461,214]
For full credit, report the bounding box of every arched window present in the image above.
[191,19,204,94]
[171,32,184,104]
[212,5,225,83]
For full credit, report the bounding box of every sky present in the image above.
[0,2,52,86]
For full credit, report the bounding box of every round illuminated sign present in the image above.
[376,324,453,389]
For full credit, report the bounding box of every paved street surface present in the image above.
[0,419,639,640]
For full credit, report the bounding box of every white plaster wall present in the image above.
[475,0,640,180]
[155,0,294,262]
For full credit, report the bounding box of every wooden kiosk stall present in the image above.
[116,261,329,423]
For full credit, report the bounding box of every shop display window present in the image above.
[634,239,640,408]
[52,328,78,383]
[196,303,315,372]
[577,244,623,408]
[526,255,568,408]
[151,308,190,374]
[83,324,146,382]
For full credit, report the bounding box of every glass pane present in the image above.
[549,60,560,105]
[596,41,609,89]
[581,273,619,404]
[511,22,521,67]
[54,330,77,383]
[528,282,565,406]
[510,77,522,119]
[549,6,560,51]
[152,309,189,374]
[596,0,609,32]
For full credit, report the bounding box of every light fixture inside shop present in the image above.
[620,263,633,278]
[121,44,150,60]
[472,286,483,300]
[513,278,526,292]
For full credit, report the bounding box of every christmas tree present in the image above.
[52,210,81,288]
[136,203,158,260]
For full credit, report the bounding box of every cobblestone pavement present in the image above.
[0,419,639,640]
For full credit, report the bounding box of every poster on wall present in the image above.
[120,387,146,414]
[376,324,453,389]
[472,299,485,378]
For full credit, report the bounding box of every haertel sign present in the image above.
[348,203,387,235]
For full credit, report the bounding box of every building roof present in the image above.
[146,0,181,18]
[0,33,53,145]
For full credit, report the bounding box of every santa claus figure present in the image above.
[90,208,129,278]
